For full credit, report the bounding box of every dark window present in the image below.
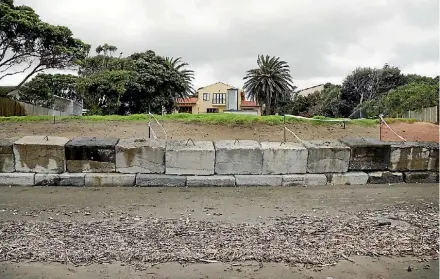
[179,107,192,113]
[203,93,209,101]
[212,93,226,104]
[207,108,219,113]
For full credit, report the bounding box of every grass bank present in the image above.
[0,113,416,127]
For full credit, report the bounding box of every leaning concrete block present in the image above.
[13,136,69,173]
[66,137,119,173]
[186,176,235,187]
[339,137,391,171]
[235,175,282,186]
[304,140,350,173]
[166,140,215,175]
[35,173,85,186]
[0,173,35,186]
[368,171,403,184]
[0,138,15,173]
[328,172,369,185]
[214,140,262,175]
[304,174,328,186]
[282,175,305,186]
[403,172,439,183]
[85,173,135,187]
[116,138,165,174]
[136,174,186,187]
[428,146,439,171]
[389,142,436,171]
[261,142,307,174]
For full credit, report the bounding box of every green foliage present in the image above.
[19,73,78,107]
[243,55,295,115]
[77,70,132,115]
[0,1,89,89]
[341,64,406,116]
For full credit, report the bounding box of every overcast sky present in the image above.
[4,0,439,90]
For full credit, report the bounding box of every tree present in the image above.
[243,55,295,115]
[0,1,89,90]
[77,70,132,115]
[341,64,405,117]
[77,44,127,77]
[120,51,189,115]
[19,73,78,107]
[164,56,195,96]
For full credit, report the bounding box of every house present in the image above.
[176,82,261,116]
[294,84,325,98]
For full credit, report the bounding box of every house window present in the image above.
[207,108,219,113]
[179,107,192,113]
[203,93,209,101]
[212,93,226,104]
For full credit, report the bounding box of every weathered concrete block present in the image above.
[389,142,437,171]
[85,173,135,187]
[304,174,328,186]
[403,172,439,183]
[304,140,350,173]
[282,175,305,186]
[186,176,235,187]
[66,137,119,173]
[35,173,85,186]
[13,136,69,173]
[328,172,369,185]
[261,142,307,174]
[116,138,165,174]
[214,140,262,175]
[368,171,403,184]
[165,140,215,175]
[0,138,15,173]
[235,175,282,186]
[0,173,34,186]
[339,137,391,171]
[136,174,186,187]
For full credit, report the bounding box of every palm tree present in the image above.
[243,55,295,115]
[164,57,195,96]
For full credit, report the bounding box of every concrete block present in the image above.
[304,140,350,173]
[116,138,165,174]
[261,142,307,174]
[282,175,305,186]
[0,154,14,173]
[0,173,34,186]
[328,172,369,185]
[35,173,85,186]
[368,171,403,184]
[186,176,235,187]
[235,175,282,186]
[214,140,262,175]
[0,138,16,173]
[403,172,439,183]
[85,173,135,187]
[165,140,215,175]
[136,174,186,187]
[339,137,391,171]
[66,137,119,173]
[13,136,69,173]
[389,142,437,171]
[304,174,328,186]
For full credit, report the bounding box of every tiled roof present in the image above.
[241,100,259,107]
[176,97,198,104]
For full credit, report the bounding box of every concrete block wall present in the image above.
[0,136,438,187]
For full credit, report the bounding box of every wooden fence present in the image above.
[0,97,69,117]
[396,106,439,123]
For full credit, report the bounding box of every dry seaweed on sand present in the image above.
[0,204,437,267]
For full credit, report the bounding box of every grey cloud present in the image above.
[8,0,440,89]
